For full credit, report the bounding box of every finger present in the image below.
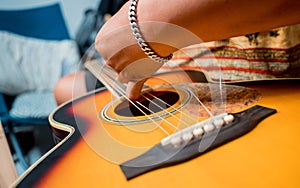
[126,79,147,100]
[117,58,162,82]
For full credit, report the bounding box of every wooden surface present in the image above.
[0,121,18,188]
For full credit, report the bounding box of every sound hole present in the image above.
[114,91,180,117]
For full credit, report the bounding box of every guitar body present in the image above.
[14,70,300,188]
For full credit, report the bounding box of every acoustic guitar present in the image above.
[13,60,300,188]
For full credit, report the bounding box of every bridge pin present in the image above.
[182,132,193,142]
[223,114,234,124]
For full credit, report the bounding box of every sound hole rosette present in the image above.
[101,86,192,124]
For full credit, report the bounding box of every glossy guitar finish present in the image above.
[121,105,276,180]
[14,71,300,188]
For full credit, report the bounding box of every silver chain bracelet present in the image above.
[128,0,173,64]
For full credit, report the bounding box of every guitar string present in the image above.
[98,62,211,123]
[99,67,179,132]
[87,62,171,135]
[186,87,213,117]
[89,62,212,133]
[140,92,191,127]
[87,61,214,135]
[145,90,213,126]
[98,64,214,132]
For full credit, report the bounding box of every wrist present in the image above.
[128,0,175,64]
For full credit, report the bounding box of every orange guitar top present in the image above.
[13,73,300,188]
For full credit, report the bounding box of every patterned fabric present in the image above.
[161,24,300,82]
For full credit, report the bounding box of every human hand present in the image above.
[95,2,176,100]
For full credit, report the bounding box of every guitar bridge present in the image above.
[120,105,276,180]
[161,113,234,147]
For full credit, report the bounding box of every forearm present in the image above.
[98,0,300,57]
[139,0,300,41]
[95,0,300,100]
